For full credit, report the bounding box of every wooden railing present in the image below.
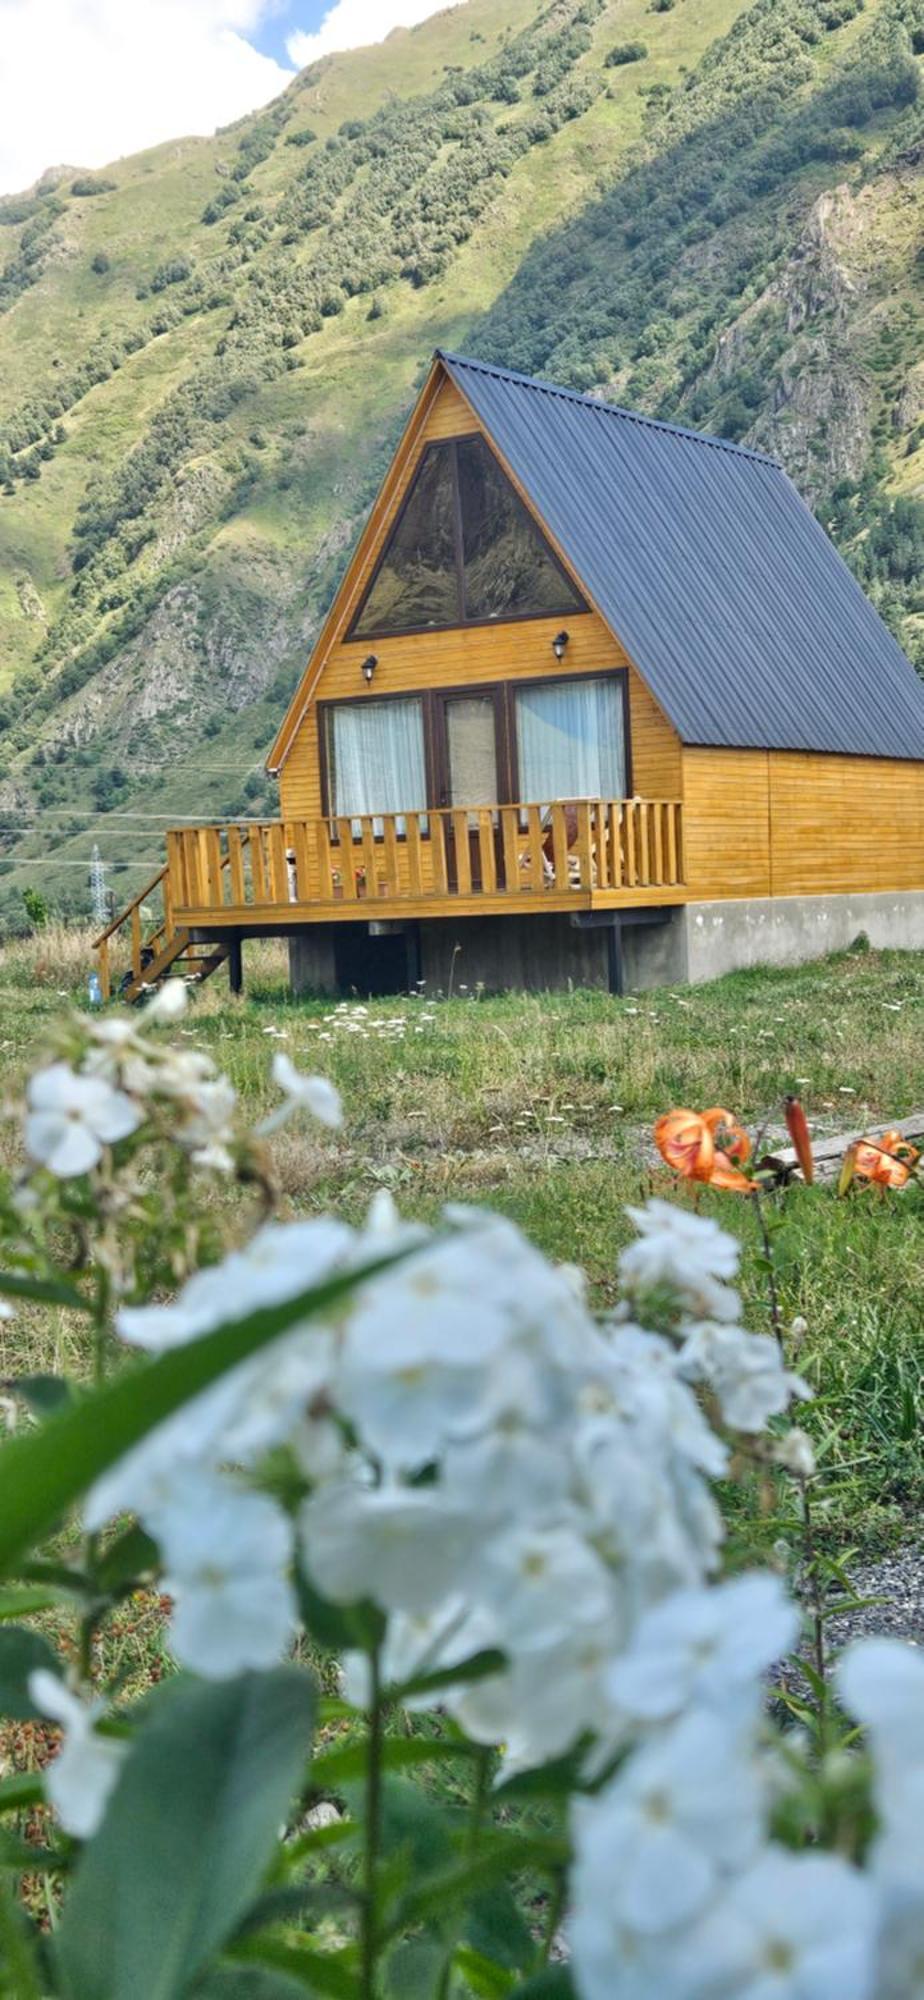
[93,864,173,1000]
[166,798,684,916]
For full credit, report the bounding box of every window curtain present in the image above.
[329,699,427,831]
[515,677,626,802]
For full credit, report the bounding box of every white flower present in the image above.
[259,1054,343,1134]
[774,1428,817,1478]
[873,1890,924,2000]
[685,1849,876,2000]
[839,1638,924,1768]
[29,1670,125,1839]
[25,1062,140,1177]
[840,1639,924,1893]
[572,1707,763,1940]
[115,1217,355,1354]
[146,1472,297,1679]
[620,1200,742,1323]
[678,1322,810,1432]
[141,979,188,1023]
[606,1573,798,1724]
[301,1481,476,1616]
[478,1522,615,1655]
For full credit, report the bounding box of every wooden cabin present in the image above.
[98,352,924,1000]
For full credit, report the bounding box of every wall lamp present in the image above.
[552,630,570,663]
[362,654,378,685]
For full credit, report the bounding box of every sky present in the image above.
[0,0,456,197]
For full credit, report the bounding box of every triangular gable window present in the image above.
[351,436,585,639]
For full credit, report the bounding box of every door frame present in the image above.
[430,683,512,811]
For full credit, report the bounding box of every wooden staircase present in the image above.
[94,865,229,1003]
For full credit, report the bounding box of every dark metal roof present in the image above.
[439,351,924,760]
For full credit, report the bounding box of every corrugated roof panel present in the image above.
[439,351,924,761]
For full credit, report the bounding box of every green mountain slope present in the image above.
[0,0,921,931]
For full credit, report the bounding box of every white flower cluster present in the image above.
[840,1641,924,2000]
[24,981,237,1178]
[78,1190,807,1777]
[572,1630,924,2000]
[22,985,344,1180]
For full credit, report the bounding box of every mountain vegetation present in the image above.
[0,0,921,930]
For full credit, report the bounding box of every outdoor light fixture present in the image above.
[362,654,378,684]
[552,630,570,663]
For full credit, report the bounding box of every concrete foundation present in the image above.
[419,913,611,994]
[289,929,338,997]
[678,890,924,984]
[286,890,924,999]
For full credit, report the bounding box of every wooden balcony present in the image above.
[97,798,684,999]
[168,797,684,925]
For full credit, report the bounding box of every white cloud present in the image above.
[0,1,294,198]
[286,0,458,69]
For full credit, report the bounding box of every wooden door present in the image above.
[434,692,504,889]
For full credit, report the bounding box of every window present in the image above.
[457,437,583,623]
[352,449,457,640]
[351,438,584,639]
[514,677,626,802]
[327,698,427,827]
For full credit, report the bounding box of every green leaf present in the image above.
[194,1972,310,2000]
[0,1247,406,1576]
[386,1834,569,1937]
[0,1772,43,1815]
[387,1649,506,1705]
[0,1585,63,1619]
[0,1271,91,1313]
[13,1375,76,1419]
[93,1523,159,1594]
[510,1974,575,1998]
[0,1625,62,1720]
[383,1938,447,1998]
[311,1733,483,1788]
[296,1573,384,1655]
[229,1939,359,1999]
[464,1884,533,1978]
[454,1945,517,1998]
[56,1668,317,2000]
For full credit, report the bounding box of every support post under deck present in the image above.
[227,935,244,997]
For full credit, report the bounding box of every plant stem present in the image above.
[537,1869,567,1970]
[800,1473,827,1728]
[362,1643,384,2000]
[753,1187,784,1355]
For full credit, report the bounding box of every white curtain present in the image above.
[329,699,427,828]
[515,677,626,802]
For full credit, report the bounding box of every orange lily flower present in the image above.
[655,1107,753,1194]
[842,1132,914,1193]
[879,1128,919,1166]
[655,1110,716,1184]
[784,1097,815,1186]
[702,1106,751,1167]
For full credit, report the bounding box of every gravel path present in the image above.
[821,1547,924,1650]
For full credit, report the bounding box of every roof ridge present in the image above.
[437,349,782,469]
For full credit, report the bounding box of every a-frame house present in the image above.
[98,352,924,999]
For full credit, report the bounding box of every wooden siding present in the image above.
[768,752,924,896]
[682,750,772,902]
[683,747,924,901]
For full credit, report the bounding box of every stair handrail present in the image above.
[94,863,170,1001]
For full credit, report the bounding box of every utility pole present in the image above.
[89,844,108,928]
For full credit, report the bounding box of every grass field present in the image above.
[1,929,923,1557]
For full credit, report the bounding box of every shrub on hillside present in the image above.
[606,40,649,63]
[70,174,116,197]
